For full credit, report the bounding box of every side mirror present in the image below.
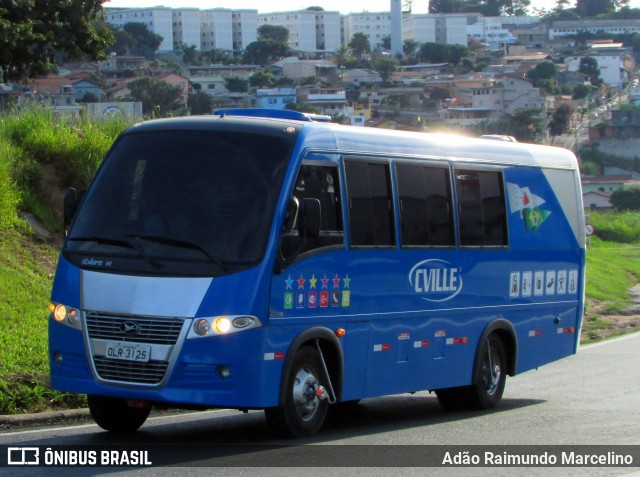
[63,188,80,237]
[299,198,321,240]
[275,198,321,273]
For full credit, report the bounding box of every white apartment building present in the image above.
[403,14,468,46]
[467,17,518,51]
[564,44,632,89]
[258,10,341,55]
[232,10,259,52]
[200,9,234,51]
[342,12,393,51]
[104,7,174,52]
[548,19,640,40]
[173,9,201,50]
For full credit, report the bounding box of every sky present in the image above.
[102,0,569,15]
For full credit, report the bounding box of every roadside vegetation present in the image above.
[0,109,638,414]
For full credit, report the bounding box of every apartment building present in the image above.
[104,7,174,52]
[403,13,468,46]
[200,9,233,51]
[548,18,640,40]
[173,9,201,50]
[232,10,259,51]
[564,43,634,89]
[342,12,393,51]
[106,7,258,53]
[258,10,341,55]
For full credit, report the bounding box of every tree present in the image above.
[576,0,615,17]
[334,45,352,71]
[249,70,275,87]
[548,103,574,143]
[579,56,603,86]
[257,25,289,43]
[301,75,321,86]
[509,108,544,142]
[0,0,113,81]
[403,39,419,56]
[610,188,640,210]
[430,87,451,101]
[572,83,592,100]
[188,91,213,115]
[181,44,199,65]
[419,42,451,63]
[127,77,183,116]
[122,22,163,59]
[373,55,396,84]
[348,32,371,59]
[224,76,249,93]
[242,40,289,65]
[526,61,557,86]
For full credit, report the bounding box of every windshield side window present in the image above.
[396,163,454,247]
[280,164,344,262]
[345,160,395,247]
[455,168,507,247]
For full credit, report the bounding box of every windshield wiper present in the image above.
[67,235,162,269]
[125,234,232,272]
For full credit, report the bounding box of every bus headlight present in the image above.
[187,315,261,339]
[49,303,82,330]
[213,316,232,334]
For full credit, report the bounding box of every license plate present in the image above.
[105,342,151,362]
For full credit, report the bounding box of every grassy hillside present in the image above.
[0,109,638,414]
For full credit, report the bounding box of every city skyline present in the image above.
[103,0,603,15]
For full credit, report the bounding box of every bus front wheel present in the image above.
[88,395,151,433]
[264,346,329,437]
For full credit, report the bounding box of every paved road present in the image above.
[1,333,639,476]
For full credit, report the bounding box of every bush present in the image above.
[588,211,640,243]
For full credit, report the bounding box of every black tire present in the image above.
[264,346,329,438]
[436,334,507,411]
[466,333,506,409]
[88,395,151,433]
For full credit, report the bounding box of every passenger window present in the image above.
[280,164,343,261]
[345,160,395,247]
[396,163,454,247]
[455,169,507,246]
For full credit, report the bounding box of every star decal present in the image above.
[297,274,306,289]
[333,274,341,288]
[309,274,318,289]
[321,274,329,289]
[285,275,293,290]
[343,274,351,289]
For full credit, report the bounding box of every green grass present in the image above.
[585,237,640,308]
[0,109,129,414]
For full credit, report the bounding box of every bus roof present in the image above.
[128,116,578,170]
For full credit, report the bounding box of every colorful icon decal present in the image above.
[284,274,351,310]
[510,269,578,297]
[507,183,551,232]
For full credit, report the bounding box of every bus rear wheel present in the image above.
[436,334,506,411]
[264,346,329,438]
[88,395,151,433]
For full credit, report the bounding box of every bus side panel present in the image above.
[503,165,584,373]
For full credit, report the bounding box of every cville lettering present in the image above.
[413,267,459,293]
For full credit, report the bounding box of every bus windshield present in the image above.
[63,129,293,277]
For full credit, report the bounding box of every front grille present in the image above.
[93,357,168,384]
[86,313,184,345]
[86,313,185,385]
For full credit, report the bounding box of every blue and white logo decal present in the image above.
[409,259,463,302]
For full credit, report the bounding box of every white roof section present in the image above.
[299,122,578,170]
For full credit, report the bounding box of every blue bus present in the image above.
[49,111,585,437]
